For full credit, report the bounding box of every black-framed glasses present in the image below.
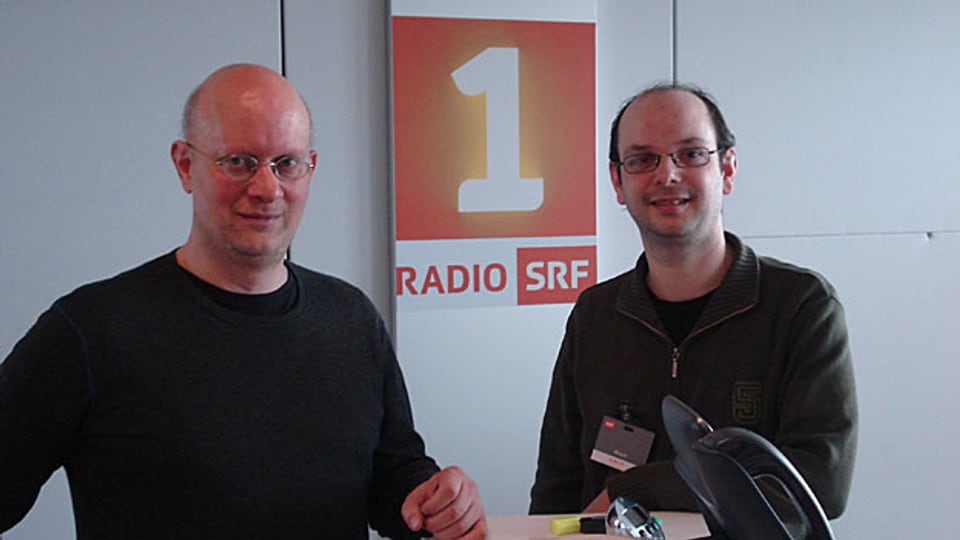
[184,141,315,182]
[617,147,720,175]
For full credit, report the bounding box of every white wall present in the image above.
[2,1,958,538]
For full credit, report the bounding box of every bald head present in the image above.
[609,83,735,166]
[170,64,317,291]
[181,64,312,146]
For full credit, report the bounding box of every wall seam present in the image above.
[279,0,287,76]
[672,0,678,82]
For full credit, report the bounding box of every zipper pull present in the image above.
[671,348,680,379]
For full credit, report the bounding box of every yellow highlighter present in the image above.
[549,516,582,536]
[550,515,607,535]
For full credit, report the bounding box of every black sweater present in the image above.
[0,252,438,539]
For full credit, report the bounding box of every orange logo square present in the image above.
[392,17,595,240]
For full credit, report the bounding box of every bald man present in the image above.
[0,64,485,539]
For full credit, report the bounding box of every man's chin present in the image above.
[231,245,290,264]
[638,222,690,240]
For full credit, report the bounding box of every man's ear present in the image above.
[721,147,737,195]
[303,149,318,187]
[170,140,194,194]
[609,161,626,205]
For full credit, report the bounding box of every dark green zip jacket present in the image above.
[529,232,857,519]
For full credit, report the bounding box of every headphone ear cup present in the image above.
[694,427,835,540]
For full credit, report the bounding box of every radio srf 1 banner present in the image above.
[392,15,596,310]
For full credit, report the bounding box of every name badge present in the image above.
[590,416,655,472]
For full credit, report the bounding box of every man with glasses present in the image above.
[0,64,485,539]
[529,84,857,520]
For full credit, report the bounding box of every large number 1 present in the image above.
[453,47,544,213]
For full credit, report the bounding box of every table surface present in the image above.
[487,512,710,539]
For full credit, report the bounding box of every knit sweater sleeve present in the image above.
[604,460,697,511]
[773,283,857,518]
[0,304,91,533]
[529,315,588,514]
[367,319,440,539]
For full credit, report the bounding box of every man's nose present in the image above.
[246,163,283,200]
[655,155,682,185]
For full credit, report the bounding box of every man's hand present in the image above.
[401,466,487,539]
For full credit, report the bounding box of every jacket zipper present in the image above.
[629,317,679,380]
[625,303,754,380]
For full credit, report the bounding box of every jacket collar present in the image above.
[616,232,760,336]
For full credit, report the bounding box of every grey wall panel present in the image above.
[676,1,960,535]
[676,0,960,237]
[282,0,394,320]
[0,2,281,538]
[748,233,960,538]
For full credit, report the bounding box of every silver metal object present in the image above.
[605,496,666,538]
